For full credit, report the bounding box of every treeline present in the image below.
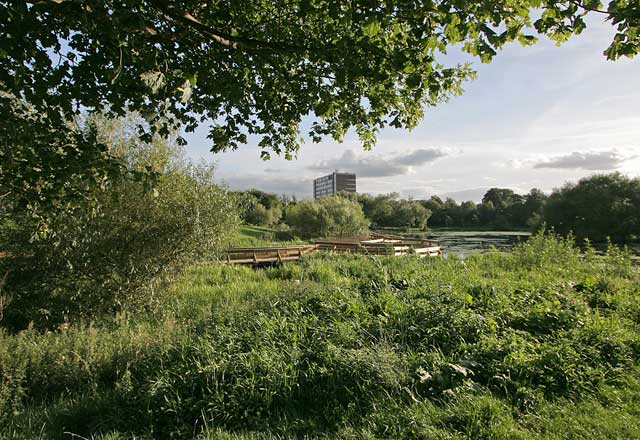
[234,191,368,238]
[422,188,547,230]
[238,172,640,242]
[235,190,432,234]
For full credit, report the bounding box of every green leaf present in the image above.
[362,19,382,37]
[140,71,166,94]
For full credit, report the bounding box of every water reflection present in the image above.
[409,230,531,257]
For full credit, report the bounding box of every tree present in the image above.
[246,203,282,226]
[482,188,517,209]
[1,119,240,329]
[523,188,548,228]
[364,194,396,227]
[285,196,369,239]
[543,173,640,242]
[2,1,638,230]
[0,91,141,237]
[247,190,281,210]
[397,201,431,229]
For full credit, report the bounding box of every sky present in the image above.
[183,15,640,202]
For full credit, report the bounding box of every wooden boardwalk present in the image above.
[223,233,442,265]
[315,234,442,257]
[224,245,319,265]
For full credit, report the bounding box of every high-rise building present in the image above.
[313,172,356,199]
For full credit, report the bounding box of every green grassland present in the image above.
[1,234,640,439]
[233,226,308,247]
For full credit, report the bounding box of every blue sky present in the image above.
[184,15,640,201]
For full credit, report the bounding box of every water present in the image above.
[407,230,531,257]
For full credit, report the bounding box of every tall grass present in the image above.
[1,234,639,439]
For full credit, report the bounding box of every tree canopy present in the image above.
[2,0,638,154]
[285,195,369,238]
[544,173,640,242]
[1,1,638,230]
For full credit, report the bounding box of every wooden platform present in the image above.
[315,233,442,257]
[223,233,442,265]
[224,245,319,265]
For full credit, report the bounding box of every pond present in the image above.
[406,230,531,257]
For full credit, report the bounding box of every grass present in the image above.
[232,225,308,247]
[1,234,639,439]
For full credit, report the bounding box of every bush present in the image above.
[284,196,369,238]
[246,204,282,227]
[0,125,239,331]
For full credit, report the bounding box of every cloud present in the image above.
[439,188,490,203]
[531,150,637,171]
[308,148,448,178]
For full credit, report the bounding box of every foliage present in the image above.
[0,123,240,331]
[544,172,640,242]
[423,188,548,230]
[1,0,638,226]
[285,195,369,238]
[235,190,286,227]
[0,90,142,237]
[236,172,639,243]
[2,0,637,156]
[1,234,639,439]
[246,204,282,227]
[347,192,431,230]
[420,174,639,243]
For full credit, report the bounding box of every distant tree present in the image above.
[391,201,431,229]
[544,173,640,242]
[285,196,369,239]
[361,194,395,228]
[421,188,546,230]
[523,188,548,229]
[422,196,448,227]
[421,196,444,212]
[246,189,280,210]
[245,204,273,226]
[480,188,528,229]
[239,190,283,227]
[478,200,496,226]
[459,201,480,226]
[482,188,517,208]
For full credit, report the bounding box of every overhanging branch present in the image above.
[149,0,312,53]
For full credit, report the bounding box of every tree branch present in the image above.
[27,0,315,53]
[149,0,312,53]
[566,0,610,15]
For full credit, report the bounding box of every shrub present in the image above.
[0,123,239,330]
[284,196,369,238]
[246,204,282,227]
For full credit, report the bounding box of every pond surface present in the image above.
[407,230,531,257]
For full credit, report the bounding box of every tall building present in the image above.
[313,172,356,199]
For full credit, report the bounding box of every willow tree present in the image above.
[1,0,638,229]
